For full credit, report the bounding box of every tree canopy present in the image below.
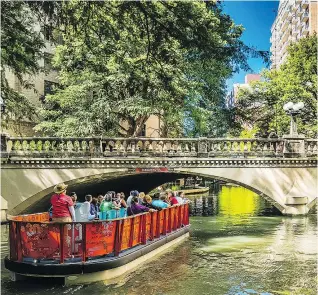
[234,35,317,138]
[1,1,45,125]
[34,0,266,137]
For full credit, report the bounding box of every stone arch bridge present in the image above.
[1,136,317,218]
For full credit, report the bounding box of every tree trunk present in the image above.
[132,115,149,137]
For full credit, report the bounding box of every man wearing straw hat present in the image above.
[51,183,76,222]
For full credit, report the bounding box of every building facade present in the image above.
[226,74,261,109]
[270,0,317,69]
[3,25,160,137]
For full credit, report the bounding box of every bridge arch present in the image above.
[7,169,285,215]
[2,165,316,216]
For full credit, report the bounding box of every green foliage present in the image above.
[1,1,45,124]
[234,35,317,137]
[35,1,263,137]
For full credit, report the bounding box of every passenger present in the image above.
[178,191,189,204]
[127,196,155,216]
[97,194,104,207]
[143,195,162,211]
[99,193,114,216]
[176,191,183,204]
[168,191,179,205]
[51,183,76,222]
[70,192,78,208]
[120,192,127,208]
[112,193,121,210]
[90,196,99,218]
[83,195,96,221]
[152,194,170,209]
[127,190,139,207]
[138,192,145,204]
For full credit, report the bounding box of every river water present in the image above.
[1,186,317,295]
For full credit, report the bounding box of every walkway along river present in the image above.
[1,186,317,295]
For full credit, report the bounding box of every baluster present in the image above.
[184,143,190,154]
[13,140,22,152]
[73,140,80,152]
[118,141,125,153]
[43,140,51,153]
[81,140,88,153]
[191,142,196,153]
[313,142,317,155]
[66,140,73,153]
[22,140,29,153]
[163,143,168,153]
[7,140,13,153]
[177,142,182,154]
[126,140,132,153]
[131,141,136,154]
[89,140,95,154]
[243,141,248,153]
[148,141,154,153]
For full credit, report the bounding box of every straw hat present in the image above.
[53,183,68,194]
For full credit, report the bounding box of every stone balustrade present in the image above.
[1,136,316,158]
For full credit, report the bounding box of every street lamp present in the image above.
[283,101,304,136]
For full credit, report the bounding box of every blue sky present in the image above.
[222,0,279,89]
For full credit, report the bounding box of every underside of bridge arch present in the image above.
[18,171,281,214]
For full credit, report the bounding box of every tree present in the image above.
[1,1,45,126]
[234,35,317,137]
[35,1,266,137]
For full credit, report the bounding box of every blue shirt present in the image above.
[152,200,169,208]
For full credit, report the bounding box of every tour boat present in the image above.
[4,204,190,285]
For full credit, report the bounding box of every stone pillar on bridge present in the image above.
[198,137,208,158]
[283,135,306,158]
[1,132,9,155]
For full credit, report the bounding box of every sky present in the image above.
[222,0,279,90]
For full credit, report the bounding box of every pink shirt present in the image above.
[170,197,179,205]
[51,193,73,218]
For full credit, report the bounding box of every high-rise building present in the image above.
[226,74,261,109]
[270,0,317,69]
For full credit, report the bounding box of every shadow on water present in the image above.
[1,185,317,295]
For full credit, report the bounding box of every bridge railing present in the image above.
[2,136,317,158]
[7,204,190,264]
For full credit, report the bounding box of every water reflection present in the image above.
[1,186,317,295]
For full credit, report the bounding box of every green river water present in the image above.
[1,186,317,295]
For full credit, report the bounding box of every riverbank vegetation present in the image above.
[234,35,317,138]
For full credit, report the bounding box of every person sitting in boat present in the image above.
[168,191,179,205]
[50,183,76,222]
[138,192,145,204]
[118,192,127,208]
[99,193,114,216]
[82,195,96,221]
[112,192,122,210]
[70,192,78,208]
[152,194,170,209]
[142,195,162,211]
[97,194,104,209]
[127,190,139,207]
[127,196,155,216]
[90,196,99,218]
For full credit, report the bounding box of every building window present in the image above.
[41,80,59,103]
[44,53,55,71]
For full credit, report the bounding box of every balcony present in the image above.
[296,6,302,16]
[302,10,309,21]
[302,0,309,8]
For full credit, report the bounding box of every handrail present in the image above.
[7,204,190,264]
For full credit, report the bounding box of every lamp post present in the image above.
[283,101,304,136]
